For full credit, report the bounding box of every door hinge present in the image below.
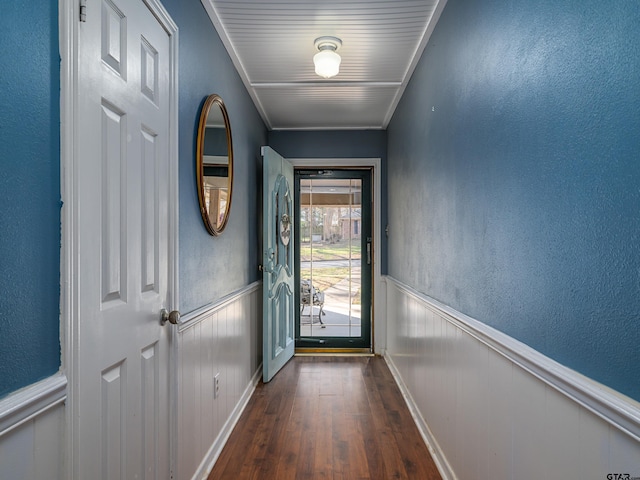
[80,0,87,22]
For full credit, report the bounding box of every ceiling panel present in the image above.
[202,0,445,130]
[256,85,400,129]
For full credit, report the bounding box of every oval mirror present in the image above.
[196,94,233,236]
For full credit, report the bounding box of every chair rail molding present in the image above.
[387,276,640,440]
[178,281,261,331]
[0,374,67,437]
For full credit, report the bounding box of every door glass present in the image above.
[296,171,371,349]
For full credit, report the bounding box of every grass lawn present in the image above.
[299,240,361,262]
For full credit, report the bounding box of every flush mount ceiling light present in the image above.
[313,36,342,78]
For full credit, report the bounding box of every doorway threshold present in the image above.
[295,348,373,356]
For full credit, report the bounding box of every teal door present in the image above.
[262,147,295,382]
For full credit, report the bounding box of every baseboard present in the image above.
[0,373,67,437]
[192,365,262,480]
[384,355,456,480]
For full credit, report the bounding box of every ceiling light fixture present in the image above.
[313,36,342,79]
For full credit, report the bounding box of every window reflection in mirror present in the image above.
[196,94,233,235]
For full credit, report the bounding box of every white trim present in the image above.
[252,82,402,89]
[144,5,180,479]
[59,0,79,476]
[0,374,67,438]
[192,365,262,480]
[386,275,640,442]
[384,355,456,480]
[159,6,180,479]
[290,158,385,353]
[178,282,262,332]
[271,125,385,132]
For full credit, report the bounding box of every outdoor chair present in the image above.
[300,279,326,326]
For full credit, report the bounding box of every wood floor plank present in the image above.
[295,429,317,479]
[208,394,266,476]
[208,356,441,480]
[354,412,387,480]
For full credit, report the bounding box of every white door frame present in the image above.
[290,158,385,354]
[59,0,179,477]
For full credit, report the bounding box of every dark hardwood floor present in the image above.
[208,355,442,480]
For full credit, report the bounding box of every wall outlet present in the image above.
[214,373,220,399]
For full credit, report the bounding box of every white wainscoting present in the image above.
[0,374,67,480]
[176,282,263,480]
[385,276,640,480]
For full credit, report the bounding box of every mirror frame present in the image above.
[196,94,234,236]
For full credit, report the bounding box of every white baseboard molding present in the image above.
[384,354,456,480]
[192,365,262,480]
[0,373,67,437]
[387,276,640,442]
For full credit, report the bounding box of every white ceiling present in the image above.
[201,0,446,130]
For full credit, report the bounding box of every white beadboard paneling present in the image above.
[208,0,438,80]
[180,325,198,476]
[511,363,547,479]
[578,406,611,479]
[177,282,262,480]
[32,403,64,480]
[468,335,490,478]
[544,386,581,479]
[487,352,514,480]
[610,424,640,476]
[414,300,428,410]
[385,276,640,480]
[255,85,401,130]
[201,0,448,129]
[428,305,444,446]
[441,319,458,461]
[200,315,214,463]
[0,376,66,480]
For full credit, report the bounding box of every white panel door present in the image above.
[73,0,175,478]
[262,146,295,382]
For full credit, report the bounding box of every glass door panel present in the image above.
[295,170,372,350]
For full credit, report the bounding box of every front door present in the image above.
[262,147,296,382]
[295,169,373,351]
[71,0,177,478]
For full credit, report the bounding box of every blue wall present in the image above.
[163,0,267,314]
[0,0,61,398]
[387,0,640,401]
[0,0,268,399]
[269,130,388,273]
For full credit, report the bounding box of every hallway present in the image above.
[208,356,442,479]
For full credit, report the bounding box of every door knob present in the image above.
[160,308,180,326]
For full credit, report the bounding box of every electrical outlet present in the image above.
[214,373,220,399]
